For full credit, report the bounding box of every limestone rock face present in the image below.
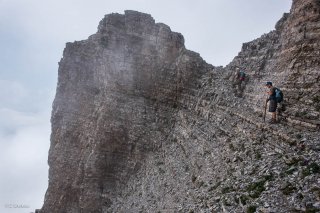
[42,1,320,212]
[42,10,211,213]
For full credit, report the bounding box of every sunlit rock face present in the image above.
[41,1,320,212]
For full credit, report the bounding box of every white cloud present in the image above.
[0,109,50,213]
[0,80,52,212]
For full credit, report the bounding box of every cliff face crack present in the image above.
[42,2,320,213]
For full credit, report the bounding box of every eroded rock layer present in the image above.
[42,1,320,212]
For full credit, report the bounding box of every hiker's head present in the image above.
[265,81,272,88]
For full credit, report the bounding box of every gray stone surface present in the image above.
[41,1,320,212]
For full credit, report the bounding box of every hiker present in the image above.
[232,67,246,96]
[265,82,279,123]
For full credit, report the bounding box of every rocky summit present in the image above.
[40,0,320,212]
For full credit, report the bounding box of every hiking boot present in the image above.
[268,119,277,124]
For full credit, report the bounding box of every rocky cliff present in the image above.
[41,0,320,212]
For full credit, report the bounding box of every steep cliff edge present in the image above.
[42,1,320,212]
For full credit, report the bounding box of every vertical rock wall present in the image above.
[42,10,212,213]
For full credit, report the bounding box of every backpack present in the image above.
[239,71,246,81]
[275,88,283,103]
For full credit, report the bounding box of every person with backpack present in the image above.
[232,67,246,96]
[265,82,283,123]
[239,69,246,82]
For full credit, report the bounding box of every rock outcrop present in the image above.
[41,1,320,212]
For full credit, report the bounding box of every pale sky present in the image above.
[0,0,291,212]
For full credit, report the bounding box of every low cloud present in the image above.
[0,79,53,212]
[0,108,50,213]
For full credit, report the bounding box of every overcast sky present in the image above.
[0,0,291,212]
